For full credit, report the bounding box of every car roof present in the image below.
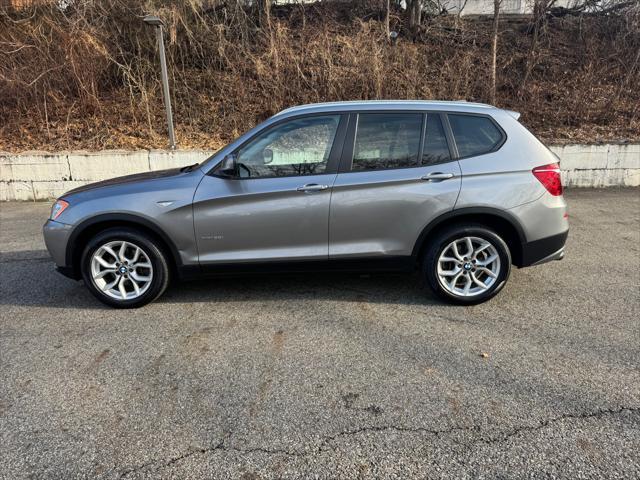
[273,100,500,118]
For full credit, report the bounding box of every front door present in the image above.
[329,112,462,258]
[193,114,345,264]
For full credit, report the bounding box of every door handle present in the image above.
[297,183,329,193]
[421,172,455,182]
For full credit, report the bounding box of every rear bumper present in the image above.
[519,230,568,267]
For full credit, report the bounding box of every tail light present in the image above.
[532,163,563,196]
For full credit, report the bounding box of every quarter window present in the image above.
[236,115,340,178]
[352,113,422,171]
[448,114,503,158]
[422,114,451,165]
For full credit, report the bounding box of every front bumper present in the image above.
[520,229,568,267]
[43,219,78,278]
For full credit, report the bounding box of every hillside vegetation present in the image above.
[0,1,638,152]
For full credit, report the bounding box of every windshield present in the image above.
[199,117,278,170]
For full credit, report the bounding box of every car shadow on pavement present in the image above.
[0,249,447,309]
[162,271,444,307]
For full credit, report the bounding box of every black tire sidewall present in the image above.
[424,225,511,305]
[81,228,169,308]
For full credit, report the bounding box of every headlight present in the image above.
[50,199,69,220]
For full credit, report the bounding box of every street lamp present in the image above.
[143,15,176,150]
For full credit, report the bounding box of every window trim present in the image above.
[210,113,348,180]
[420,113,456,167]
[446,112,507,161]
[208,109,508,178]
[440,113,459,160]
[339,111,429,174]
[340,110,466,173]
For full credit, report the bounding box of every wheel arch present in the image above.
[66,214,182,279]
[412,207,527,267]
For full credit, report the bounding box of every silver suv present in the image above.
[43,101,568,308]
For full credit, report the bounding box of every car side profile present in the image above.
[43,100,568,308]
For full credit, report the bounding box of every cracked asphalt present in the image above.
[1,188,639,479]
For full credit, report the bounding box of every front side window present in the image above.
[448,114,503,158]
[236,115,340,178]
[422,114,451,165]
[352,113,422,171]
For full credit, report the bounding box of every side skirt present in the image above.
[177,256,416,281]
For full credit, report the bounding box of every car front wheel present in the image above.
[81,228,170,308]
[424,224,511,305]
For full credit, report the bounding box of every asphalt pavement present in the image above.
[0,188,639,479]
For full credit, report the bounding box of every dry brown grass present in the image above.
[0,1,638,152]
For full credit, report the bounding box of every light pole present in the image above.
[143,15,176,150]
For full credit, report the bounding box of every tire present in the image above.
[423,224,511,305]
[81,227,170,308]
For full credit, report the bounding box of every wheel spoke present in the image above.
[473,241,491,258]
[465,237,474,257]
[477,254,498,266]
[451,242,463,261]
[94,268,116,279]
[449,271,463,290]
[118,276,128,299]
[471,273,488,289]
[95,256,115,269]
[131,262,151,269]
[118,242,128,262]
[477,267,497,278]
[462,275,472,295]
[439,256,458,263]
[130,271,151,282]
[101,277,119,292]
[131,247,141,263]
[129,278,140,296]
[438,266,461,276]
[103,246,119,262]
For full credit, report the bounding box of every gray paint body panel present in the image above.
[50,168,203,265]
[193,173,336,263]
[329,162,462,257]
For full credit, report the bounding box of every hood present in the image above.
[62,168,184,197]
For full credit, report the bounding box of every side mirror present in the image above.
[263,148,273,164]
[217,154,237,177]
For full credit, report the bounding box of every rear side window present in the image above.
[448,114,503,158]
[422,114,451,165]
[352,113,422,171]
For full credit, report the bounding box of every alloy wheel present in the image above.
[90,240,153,300]
[436,236,501,297]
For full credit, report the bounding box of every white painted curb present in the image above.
[1,144,638,201]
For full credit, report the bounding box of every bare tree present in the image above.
[519,0,557,96]
[407,0,422,30]
[257,0,272,29]
[456,0,469,19]
[385,0,391,40]
[454,0,469,28]
[490,0,501,104]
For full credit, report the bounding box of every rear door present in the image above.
[193,113,346,264]
[328,111,462,258]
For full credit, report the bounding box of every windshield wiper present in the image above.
[180,163,200,173]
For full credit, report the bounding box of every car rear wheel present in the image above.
[424,224,511,305]
[81,228,170,308]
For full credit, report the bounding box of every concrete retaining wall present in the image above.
[1,144,638,201]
